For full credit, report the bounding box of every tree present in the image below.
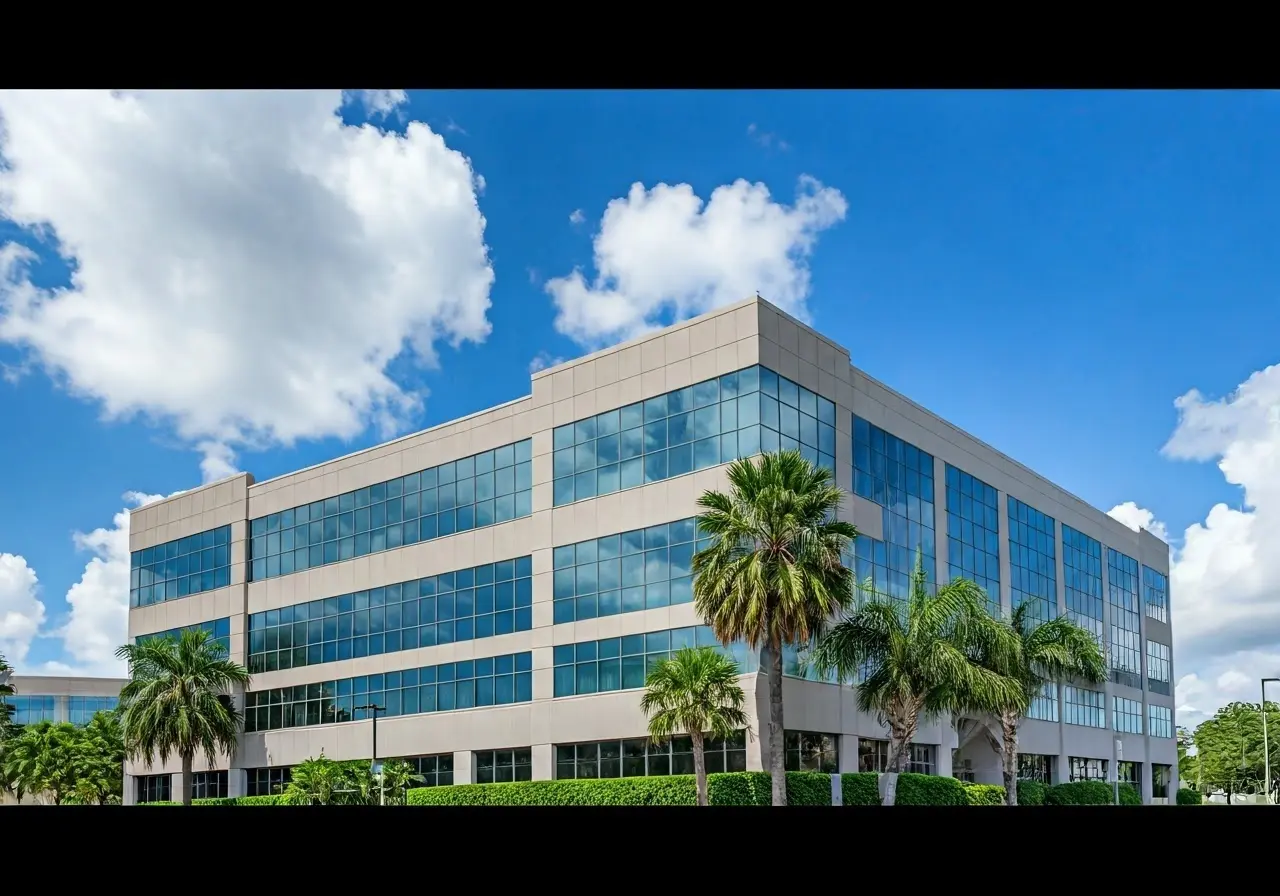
[115,628,251,806]
[693,450,857,807]
[0,652,14,734]
[640,647,749,806]
[378,758,425,805]
[982,600,1106,805]
[810,559,1023,806]
[1192,701,1280,803]
[282,754,353,805]
[2,721,82,804]
[74,710,127,805]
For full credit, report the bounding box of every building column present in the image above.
[1141,761,1154,805]
[531,743,554,781]
[452,751,474,784]
[228,769,248,799]
[838,735,859,773]
[996,492,1012,617]
[171,771,188,804]
[122,773,137,806]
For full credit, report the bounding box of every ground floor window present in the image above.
[1117,761,1142,787]
[1069,757,1107,782]
[246,766,291,796]
[784,731,839,773]
[1018,753,1055,783]
[190,770,228,800]
[136,774,171,804]
[860,739,889,773]
[906,744,935,775]
[1152,763,1171,799]
[401,753,454,787]
[859,738,936,774]
[475,748,532,783]
[557,731,747,779]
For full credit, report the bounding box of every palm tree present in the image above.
[378,758,426,805]
[693,450,857,807]
[986,601,1106,805]
[115,628,250,806]
[640,647,750,806]
[2,720,82,804]
[811,560,1023,805]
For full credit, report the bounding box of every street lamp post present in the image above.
[355,703,386,806]
[1262,679,1279,805]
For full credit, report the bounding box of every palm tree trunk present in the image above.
[883,704,918,807]
[691,730,709,806]
[181,755,193,807]
[762,642,787,807]
[1001,712,1019,807]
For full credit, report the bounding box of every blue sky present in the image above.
[0,90,1275,723]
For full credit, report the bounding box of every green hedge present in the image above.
[1044,780,1112,805]
[1176,788,1202,806]
[404,772,837,806]
[841,772,880,805]
[1117,783,1141,806]
[962,783,1006,806]
[895,773,968,805]
[139,795,285,806]
[1017,780,1046,806]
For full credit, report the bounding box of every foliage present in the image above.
[640,646,749,806]
[1117,782,1141,806]
[283,755,370,805]
[139,795,286,805]
[1190,701,1280,799]
[2,721,83,804]
[72,711,126,804]
[377,758,425,805]
[895,772,968,805]
[841,772,880,805]
[116,628,251,806]
[0,652,14,734]
[1044,781,1112,805]
[963,783,1006,805]
[693,450,857,806]
[1176,787,1203,805]
[1016,779,1047,806]
[979,601,1107,805]
[811,556,1022,795]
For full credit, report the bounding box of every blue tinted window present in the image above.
[67,696,120,726]
[129,525,232,607]
[1143,566,1169,623]
[9,695,56,726]
[247,557,532,674]
[1107,548,1142,689]
[1063,525,1104,645]
[1008,496,1057,625]
[944,465,1000,616]
[243,651,533,733]
[136,617,231,659]
[552,626,758,697]
[1064,685,1106,728]
[1148,704,1173,738]
[248,440,533,581]
[1113,695,1143,734]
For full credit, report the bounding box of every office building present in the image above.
[122,297,1176,804]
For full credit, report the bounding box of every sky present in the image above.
[0,89,1276,729]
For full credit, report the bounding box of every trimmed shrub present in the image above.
[1117,783,1142,806]
[1176,788,1202,806]
[784,771,833,806]
[1016,780,1047,806]
[962,783,1005,806]
[138,795,285,806]
[1045,780,1112,805]
[895,773,968,806]
[840,772,880,806]
[230,794,286,806]
[707,771,769,805]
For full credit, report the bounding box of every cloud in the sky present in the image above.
[569,209,585,225]
[1107,362,1280,728]
[528,352,565,374]
[354,89,408,119]
[747,123,790,152]
[0,553,44,664]
[0,89,495,483]
[545,175,847,348]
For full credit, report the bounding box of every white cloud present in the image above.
[747,123,790,152]
[569,208,585,225]
[352,89,407,118]
[0,90,495,482]
[0,553,44,664]
[545,176,846,348]
[529,351,565,374]
[1108,362,1280,727]
[1107,501,1170,543]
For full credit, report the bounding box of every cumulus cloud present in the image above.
[0,90,495,482]
[352,89,407,118]
[528,351,565,374]
[1107,501,1170,543]
[0,553,44,664]
[569,208,585,225]
[545,175,847,348]
[1108,362,1280,726]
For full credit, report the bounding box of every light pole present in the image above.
[1262,679,1279,805]
[355,703,386,805]
[1113,738,1122,806]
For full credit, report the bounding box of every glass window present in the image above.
[1143,566,1169,623]
[1146,640,1172,696]
[136,774,172,803]
[136,617,231,659]
[858,738,890,773]
[1152,763,1172,799]
[247,558,533,674]
[67,696,120,726]
[129,525,232,607]
[551,626,756,697]
[556,731,747,779]
[1007,496,1057,624]
[1113,696,1143,734]
[246,767,291,796]
[1017,753,1054,783]
[401,753,455,787]
[1064,686,1106,728]
[852,416,936,599]
[783,730,840,773]
[1069,757,1107,782]
[1117,760,1141,786]
[243,652,533,733]
[248,440,533,581]
[944,465,1000,616]
[9,695,57,726]
[1148,704,1173,738]
[1027,682,1059,722]
[1062,525,1105,647]
[1107,548,1142,689]
[191,770,229,800]
[474,748,532,784]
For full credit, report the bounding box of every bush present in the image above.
[1176,788,1202,805]
[1016,780,1047,806]
[962,783,1006,806]
[840,772,880,806]
[1117,783,1142,806]
[138,795,285,806]
[405,772,834,807]
[1045,781,1113,805]
[895,773,968,806]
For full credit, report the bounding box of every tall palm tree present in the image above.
[985,601,1107,805]
[2,720,82,804]
[115,628,250,806]
[693,450,856,807]
[641,647,750,806]
[811,560,1023,805]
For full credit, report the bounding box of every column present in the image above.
[228,769,248,798]
[996,491,1012,616]
[452,750,474,784]
[531,743,554,781]
[1054,520,1069,785]
[838,735,859,773]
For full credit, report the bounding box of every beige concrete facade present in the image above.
[123,297,1176,803]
